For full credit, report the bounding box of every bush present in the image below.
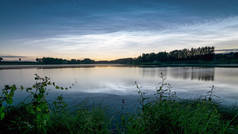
[126,100,228,134]
[0,74,237,134]
[0,74,110,134]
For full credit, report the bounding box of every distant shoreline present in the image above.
[0,64,128,69]
[0,63,238,69]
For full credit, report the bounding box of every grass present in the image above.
[0,74,238,134]
[126,100,236,134]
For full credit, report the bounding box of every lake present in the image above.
[0,65,238,109]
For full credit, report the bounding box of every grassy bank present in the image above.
[0,75,238,134]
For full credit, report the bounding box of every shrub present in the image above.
[0,74,110,134]
[0,74,237,134]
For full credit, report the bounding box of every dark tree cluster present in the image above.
[0,57,3,62]
[110,58,134,64]
[96,58,134,64]
[36,57,95,64]
[80,58,95,64]
[135,46,215,64]
[214,52,238,64]
[36,57,68,64]
[7,46,237,65]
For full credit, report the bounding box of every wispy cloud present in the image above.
[1,0,238,59]
[12,16,238,60]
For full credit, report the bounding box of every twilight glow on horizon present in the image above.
[1,0,238,61]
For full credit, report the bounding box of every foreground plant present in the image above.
[0,74,238,134]
[127,73,238,134]
[0,74,111,134]
[0,74,68,133]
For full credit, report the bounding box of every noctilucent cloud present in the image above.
[1,0,238,61]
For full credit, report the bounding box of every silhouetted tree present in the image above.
[36,57,68,64]
[111,58,134,64]
[135,46,216,64]
[31,46,237,65]
[0,57,3,62]
[36,58,42,63]
[81,58,95,64]
[69,59,81,64]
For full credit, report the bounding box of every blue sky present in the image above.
[1,0,238,61]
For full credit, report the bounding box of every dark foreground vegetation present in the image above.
[1,74,238,134]
[1,46,238,65]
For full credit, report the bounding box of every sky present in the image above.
[1,0,238,61]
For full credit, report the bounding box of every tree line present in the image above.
[0,46,238,65]
[116,46,238,64]
[36,57,95,64]
[134,46,216,64]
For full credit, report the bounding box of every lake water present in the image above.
[0,65,238,108]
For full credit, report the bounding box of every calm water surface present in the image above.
[0,65,238,106]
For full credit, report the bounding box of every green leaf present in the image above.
[11,85,17,90]
[26,88,32,92]
[6,99,13,104]
[0,106,4,113]
[0,112,5,120]
[36,107,41,112]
